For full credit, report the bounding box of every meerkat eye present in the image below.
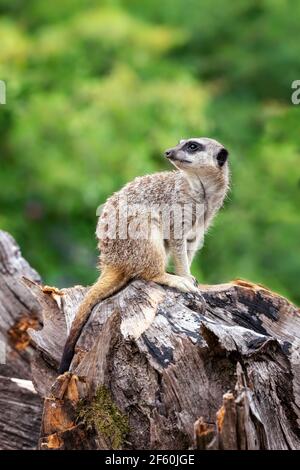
[185,141,203,153]
[189,143,197,150]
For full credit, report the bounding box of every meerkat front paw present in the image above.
[179,277,199,293]
[154,273,198,293]
[171,276,198,293]
[183,274,198,287]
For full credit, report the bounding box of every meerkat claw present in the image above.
[183,274,199,287]
[154,273,198,293]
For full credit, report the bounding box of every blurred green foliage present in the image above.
[0,0,299,303]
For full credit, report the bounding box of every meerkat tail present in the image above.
[58,267,128,374]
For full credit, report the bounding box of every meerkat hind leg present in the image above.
[153,273,198,293]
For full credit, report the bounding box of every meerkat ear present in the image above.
[216,148,229,167]
[179,139,185,144]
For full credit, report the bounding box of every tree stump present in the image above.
[0,229,300,450]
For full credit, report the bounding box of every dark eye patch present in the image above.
[183,141,204,153]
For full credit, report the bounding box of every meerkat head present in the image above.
[164,137,229,173]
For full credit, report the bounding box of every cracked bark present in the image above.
[0,229,300,450]
[0,230,43,449]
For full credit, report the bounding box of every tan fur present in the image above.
[59,137,230,373]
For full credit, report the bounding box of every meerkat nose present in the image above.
[165,149,175,159]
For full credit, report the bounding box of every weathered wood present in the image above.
[26,276,300,450]
[198,363,263,450]
[194,417,215,450]
[0,375,42,450]
[1,230,300,450]
[0,230,43,450]
[0,230,42,379]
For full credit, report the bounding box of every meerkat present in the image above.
[59,137,230,373]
